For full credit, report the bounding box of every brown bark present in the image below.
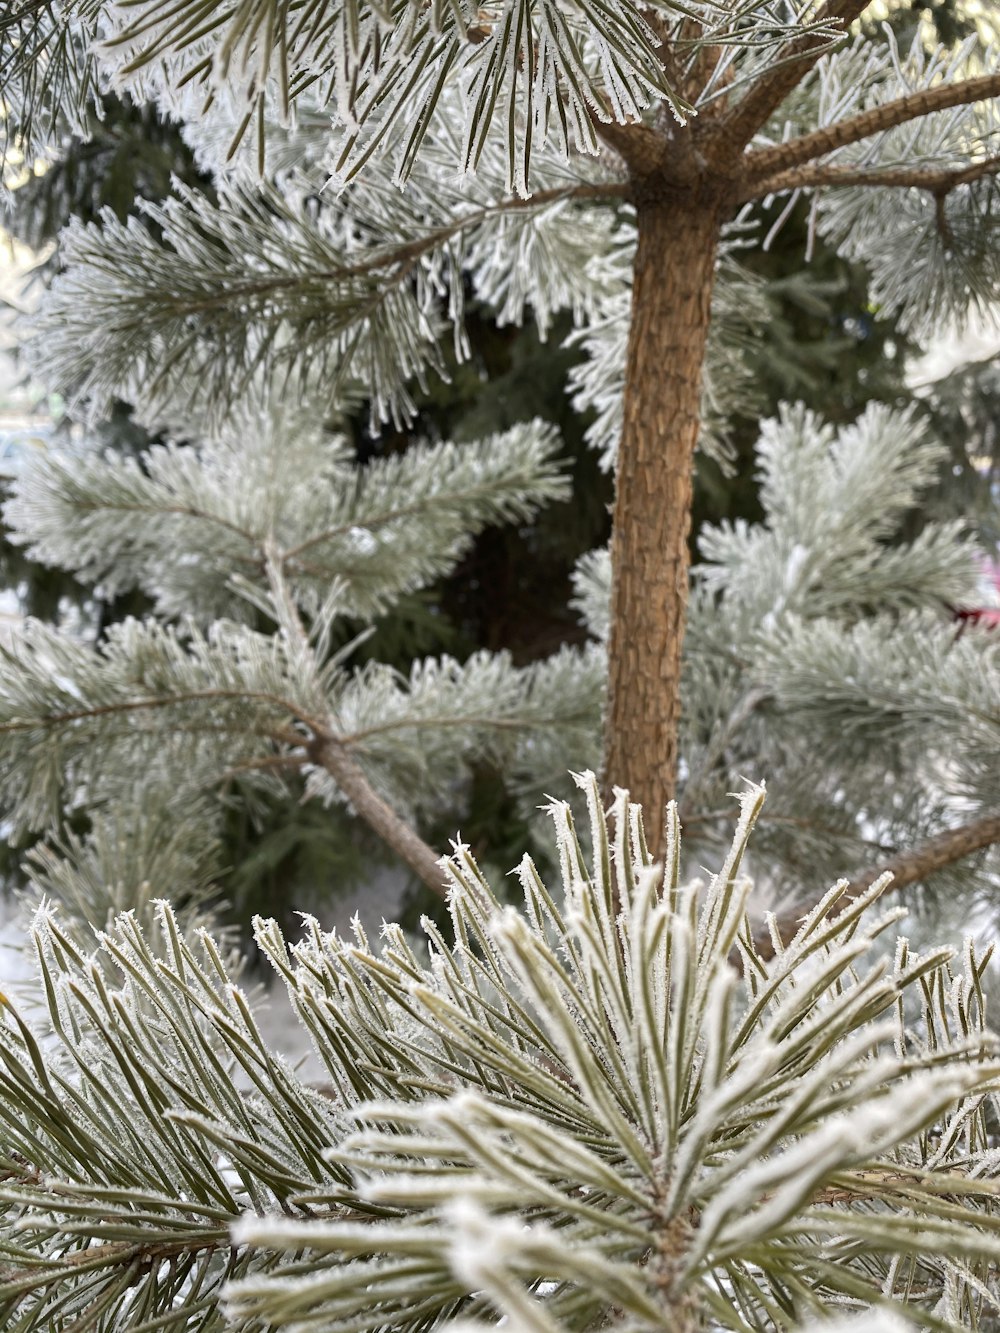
[743,152,1000,201]
[602,189,724,854]
[745,74,1000,181]
[752,809,1000,961]
[311,736,449,899]
[709,0,873,161]
[589,114,670,176]
[596,52,1000,866]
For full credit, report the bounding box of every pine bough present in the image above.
[2,393,998,919]
[2,774,1000,1331]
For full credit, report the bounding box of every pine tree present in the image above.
[0,384,603,906]
[5,321,998,1326]
[3,376,998,934]
[2,8,1000,1327]
[4,0,1000,855]
[0,0,999,939]
[3,90,620,913]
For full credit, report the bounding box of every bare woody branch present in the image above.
[742,151,1000,201]
[707,0,872,161]
[752,808,1000,961]
[745,73,1000,181]
[262,546,448,900]
[308,735,448,899]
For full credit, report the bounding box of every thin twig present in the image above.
[2,1232,229,1298]
[280,479,554,566]
[744,151,1000,201]
[51,498,260,547]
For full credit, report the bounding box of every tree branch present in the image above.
[752,809,1000,961]
[1,1232,229,1304]
[745,74,1000,181]
[56,498,260,547]
[708,0,871,162]
[280,480,541,565]
[0,677,447,902]
[121,180,629,325]
[743,152,1000,201]
[308,735,448,899]
[262,547,448,900]
[586,110,669,178]
[0,689,327,739]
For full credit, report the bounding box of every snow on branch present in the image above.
[5,778,1000,1327]
[756,808,1000,960]
[4,776,995,1329]
[23,153,625,427]
[5,405,568,624]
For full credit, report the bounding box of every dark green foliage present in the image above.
[353,312,611,668]
[693,197,917,541]
[913,355,1000,545]
[5,92,212,254]
[218,796,372,951]
[875,0,991,55]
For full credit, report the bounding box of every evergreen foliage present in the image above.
[7,25,998,441]
[22,142,621,429]
[0,0,833,182]
[2,778,1000,1331]
[2,391,996,931]
[0,390,602,917]
[3,91,211,253]
[5,397,567,624]
[2,4,1000,1327]
[6,0,1000,839]
[574,401,1000,909]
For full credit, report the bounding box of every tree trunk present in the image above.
[602,193,722,854]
